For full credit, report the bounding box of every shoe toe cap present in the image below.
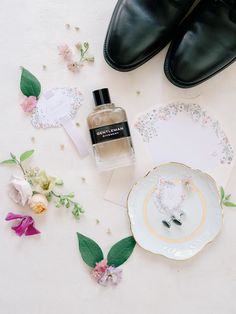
[165,32,234,88]
[104,3,164,71]
[166,48,206,87]
[104,35,141,70]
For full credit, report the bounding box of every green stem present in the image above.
[51,190,84,218]
[13,158,26,176]
[51,190,61,198]
[18,162,26,176]
[51,190,76,205]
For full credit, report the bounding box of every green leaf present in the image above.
[225,194,232,201]
[80,48,84,57]
[77,233,104,268]
[59,198,65,206]
[68,192,75,198]
[85,56,95,63]
[223,201,236,207]
[20,67,41,97]
[20,150,34,162]
[83,42,89,49]
[79,206,85,213]
[220,186,225,201]
[107,236,136,267]
[55,179,64,186]
[72,206,80,219]
[10,153,17,160]
[0,159,17,165]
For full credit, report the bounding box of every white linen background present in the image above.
[0,1,236,314]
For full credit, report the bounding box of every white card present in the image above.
[134,103,234,169]
[31,87,88,158]
[31,88,82,128]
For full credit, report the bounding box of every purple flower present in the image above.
[5,212,40,237]
[97,266,122,286]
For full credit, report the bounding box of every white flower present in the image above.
[8,176,33,206]
[98,266,122,286]
[31,170,56,195]
[29,194,48,214]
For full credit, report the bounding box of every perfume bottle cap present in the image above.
[93,88,111,106]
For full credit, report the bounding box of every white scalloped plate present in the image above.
[127,163,223,260]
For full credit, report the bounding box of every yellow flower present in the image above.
[29,194,48,214]
[32,170,56,195]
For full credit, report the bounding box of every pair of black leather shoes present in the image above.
[104,0,236,88]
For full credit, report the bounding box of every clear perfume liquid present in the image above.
[87,103,135,171]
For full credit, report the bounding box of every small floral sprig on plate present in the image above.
[1,150,84,219]
[220,186,236,207]
[20,67,41,113]
[58,42,94,73]
[77,233,136,286]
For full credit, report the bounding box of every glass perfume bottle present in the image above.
[87,88,135,171]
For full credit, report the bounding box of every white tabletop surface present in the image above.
[0,1,236,313]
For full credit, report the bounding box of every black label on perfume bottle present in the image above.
[90,121,131,145]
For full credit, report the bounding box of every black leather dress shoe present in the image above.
[164,0,236,88]
[104,0,196,71]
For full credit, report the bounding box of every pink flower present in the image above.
[5,212,40,237]
[94,259,108,273]
[21,96,37,113]
[67,62,82,73]
[91,259,108,281]
[58,44,73,61]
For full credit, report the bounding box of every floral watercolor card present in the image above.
[134,103,234,170]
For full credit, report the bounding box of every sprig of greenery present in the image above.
[0,150,84,219]
[1,150,34,175]
[1,149,84,218]
[50,190,84,219]
[76,42,94,63]
[220,186,236,207]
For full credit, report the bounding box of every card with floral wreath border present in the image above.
[19,67,88,158]
[134,102,234,169]
[77,233,136,286]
